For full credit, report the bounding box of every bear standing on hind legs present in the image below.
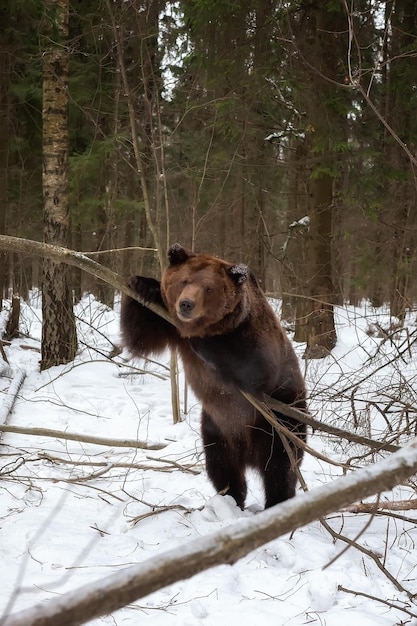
[120,244,307,509]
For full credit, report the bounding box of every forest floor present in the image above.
[1,294,417,625]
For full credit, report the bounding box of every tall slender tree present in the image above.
[287,1,349,356]
[40,0,77,370]
[385,0,417,322]
[0,44,9,308]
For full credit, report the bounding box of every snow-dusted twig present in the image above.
[37,452,201,475]
[3,437,417,626]
[321,516,412,597]
[338,585,417,620]
[130,502,204,525]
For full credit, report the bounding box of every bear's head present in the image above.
[161,243,250,338]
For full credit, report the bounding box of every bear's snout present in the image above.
[178,298,195,319]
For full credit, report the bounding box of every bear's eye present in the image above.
[205,286,213,295]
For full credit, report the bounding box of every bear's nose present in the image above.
[179,298,195,317]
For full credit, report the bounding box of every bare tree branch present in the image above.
[3,437,417,626]
[0,424,166,451]
[344,499,417,513]
[266,397,400,453]
[0,235,172,323]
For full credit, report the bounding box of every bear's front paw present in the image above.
[129,276,162,306]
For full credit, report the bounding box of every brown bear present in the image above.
[120,243,307,509]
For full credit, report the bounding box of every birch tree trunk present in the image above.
[40,0,77,370]
[0,45,10,308]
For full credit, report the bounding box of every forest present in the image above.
[1,2,417,625]
[1,0,416,364]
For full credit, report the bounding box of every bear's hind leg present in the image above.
[254,426,298,508]
[201,410,247,509]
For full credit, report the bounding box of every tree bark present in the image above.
[290,1,343,357]
[40,0,77,370]
[305,166,337,357]
[0,45,10,308]
[385,0,417,322]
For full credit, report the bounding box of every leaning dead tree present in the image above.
[0,234,410,448]
[3,438,417,626]
[0,235,171,322]
[2,234,417,625]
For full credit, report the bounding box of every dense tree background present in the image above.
[1,0,416,358]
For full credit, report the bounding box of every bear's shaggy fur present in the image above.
[120,244,306,509]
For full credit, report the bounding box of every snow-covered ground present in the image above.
[1,294,417,625]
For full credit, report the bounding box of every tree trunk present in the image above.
[304,166,337,357]
[385,0,417,322]
[290,0,343,357]
[0,46,9,308]
[40,0,77,370]
[282,139,310,339]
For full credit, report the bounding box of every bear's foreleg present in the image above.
[120,276,180,356]
[201,410,247,509]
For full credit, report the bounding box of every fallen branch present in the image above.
[0,369,26,429]
[3,436,417,626]
[0,424,166,451]
[130,502,204,525]
[0,341,10,363]
[266,396,400,453]
[344,499,417,513]
[38,452,201,475]
[241,390,345,468]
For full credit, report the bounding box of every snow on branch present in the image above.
[3,437,417,626]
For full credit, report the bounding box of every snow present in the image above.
[289,216,310,229]
[1,295,417,625]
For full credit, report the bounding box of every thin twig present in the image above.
[338,585,417,619]
[320,517,413,598]
[38,452,201,475]
[130,502,204,526]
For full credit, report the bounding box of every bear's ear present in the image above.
[227,263,249,285]
[167,243,195,265]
